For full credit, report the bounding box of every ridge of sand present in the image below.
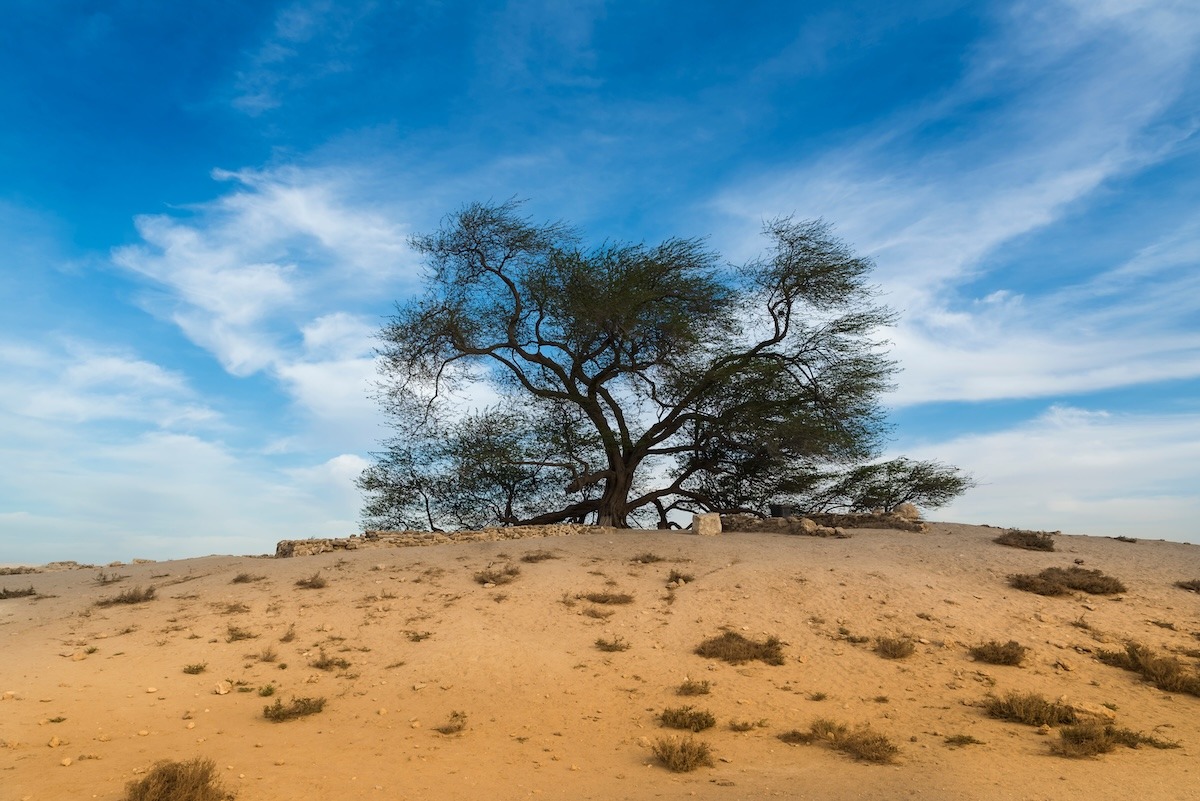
[3,523,1199,800]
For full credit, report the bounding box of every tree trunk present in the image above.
[594,468,634,528]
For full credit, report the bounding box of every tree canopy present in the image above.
[359,200,970,530]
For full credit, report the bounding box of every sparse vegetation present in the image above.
[652,735,713,772]
[225,625,256,642]
[1112,535,1138,544]
[94,571,130,585]
[295,572,327,589]
[258,684,276,697]
[230,572,265,584]
[263,696,326,722]
[1053,722,1179,757]
[581,591,633,605]
[694,631,785,665]
[1009,566,1126,596]
[519,550,558,563]
[875,636,915,659]
[778,719,899,763]
[1096,642,1200,697]
[120,757,229,801]
[582,606,614,619]
[969,640,1027,666]
[729,720,756,732]
[0,566,39,575]
[221,602,250,614]
[96,586,157,606]
[0,586,36,599]
[809,692,828,701]
[631,552,665,564]
[983,692,1078,726]
[474,564,520,585]
[667,569,694,584]
[310,649,351,671]
[435,711,468,734]
[676,678,711,696]
[945,734,985,747]
[182,663,207,675]
[660,706,716,732]
[994,529,1056,551]
[1175,579,1200,593]
[595,636,630,652]
[279,624,296,643]
[258,646,278,663]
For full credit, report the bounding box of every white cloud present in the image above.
[902,404,1200,541]
[712,0,1200,405]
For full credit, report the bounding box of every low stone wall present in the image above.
[721,511,926,536]
[275,523,611,558]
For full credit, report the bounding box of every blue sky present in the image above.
[2,0,1199,563]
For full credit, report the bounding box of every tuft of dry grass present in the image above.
[295,572,327,589]
[945,734,985,747]
[96,585,156,606]
[969,640,1028,666]
[994,530,1056,551]
[258,646,278,663]
[595,636,630,652]
[778,719,899,763]
[519,550,558,563]
[474,564,520,585]
[581,590,633,605]
[94,571,129,585]
[983,692,1078,726]
[676,678,711,696]
[631,552,666,564]
[694,631,785,665]
[220,602,250,614]
[230,572,265,584]
[225,624,256,642]
[667,569,694,584]
[582,606,615,619]
[660,706,716,732]
[875,636,915,660]
[1009,566,1126,596]
[1112,535,1138,544]
[1175,579,1200,593]
[0,586,36,599]
[310,649,351,671]
[120,757,230,801]
[182,663,207,675]
[1096,642,1200,697]
[1053,722,1179,758]
[263,696,326,722]
[652,735,713,772]
[435,711,468,734]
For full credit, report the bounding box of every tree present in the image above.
[785,458,976,514]
[360,200,969,530]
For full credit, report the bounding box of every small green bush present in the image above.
[969,640,1027,666]
[660,706,716,732]
[263,696,326,722]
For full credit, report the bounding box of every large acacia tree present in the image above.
[360,201,967,530]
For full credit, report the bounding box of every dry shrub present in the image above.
[667,569,694,583]
[994,530,1056,551]
[969,640,1027,666]
[294,572,327,589]
[96,586,156,606]
[95,571,129,585]
[778,719,898,763]
[983,692,1077,726]
[225,625,256,642]
[310,649,350,671]
[263,696,326,722]
[1096,642,1200,697]
[230,573,265,584]
[945,734,985,746]
[660,706,716,732]
[582,606,614,619]
[631,552,665,564]
[519,550,558,563]
[652,735,713,772]
[1112,535,1138,543]
[0,566,39,575]
[182,663,207,675]
[875,637,915,659]
[121,757,230,801]
[435,711,468,734]
[595,636,630,652]
[474,564,520,585]
[1010,567,1126,596]
[694,631,785,665]
[676,678,711,696]
[1054,723,1179,758]
[1175,579,1200,593]
[0,586,35,599]
[729,720,756,732]
[581,591,633,604]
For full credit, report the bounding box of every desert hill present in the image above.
[3,522,1200,800]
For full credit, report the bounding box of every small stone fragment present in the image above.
[60,757,72,767]
[137,730,149,737]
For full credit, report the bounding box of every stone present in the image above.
[693,513,722,537]
[213,682,230,695]
[60,757,72,767]
[798,517,818,535]
[47,736,61,748]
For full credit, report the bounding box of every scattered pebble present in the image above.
[137,730,149,737]
[60,757,72,767]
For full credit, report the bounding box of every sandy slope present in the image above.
[3,523,1200,801]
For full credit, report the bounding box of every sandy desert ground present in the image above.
[3,521,1200,801]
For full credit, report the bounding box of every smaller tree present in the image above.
[821,458,974,513]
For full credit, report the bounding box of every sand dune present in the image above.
[3,522,1200,800]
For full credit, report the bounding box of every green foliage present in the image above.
[809,458,974,513]
[360,201,960,530]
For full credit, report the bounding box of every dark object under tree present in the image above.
[360,200,970,530]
